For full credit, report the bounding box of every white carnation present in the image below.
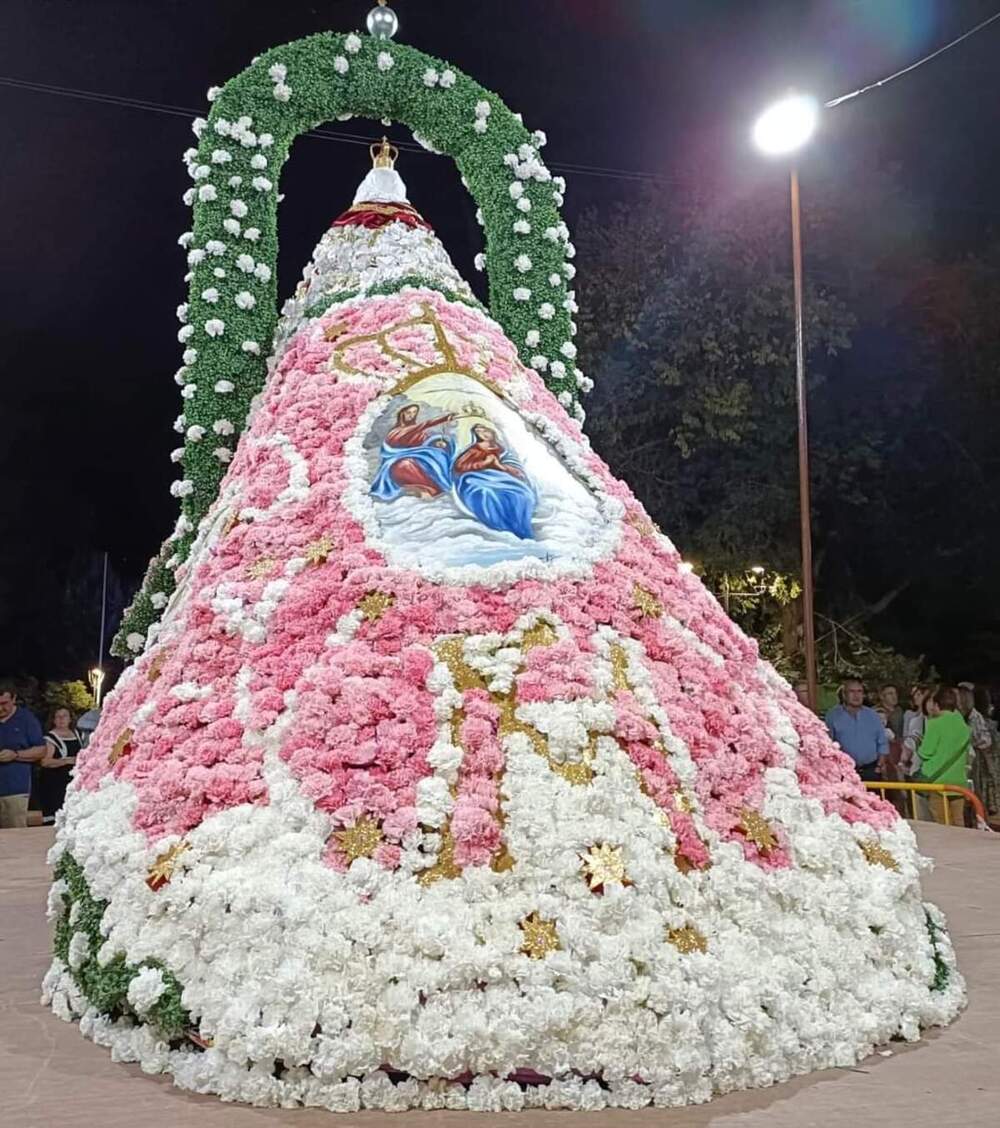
[514,254,532,273]
[204,318,225,337]
[345,33,362,53]
[182,348,198,365]
[180,384,197,400]
[191,117,207,137]
[268,62,287,82]
[422,68,438,87]
[169,448,184,463]
[230,198,248,217]
[538,302,555,320]
[258,132,274,148]
[206,85,221,102]
[150,591,169,610]
[223,218,241,235]
[126,967,167,1016]
[560,341,578,359]
[186,425,205,442]
[187,248,205,265]
[241,340,261,354]
[169,478,194,498]
[213,447,233,463]
[473,252,486,271]
[272,83,291,102]
[243,227,261,241]
[250,154,267,170]
[513,219,531,234]
[177,325,194,343]
[508,181,524,199]
[334,56,349,75]
[236,253,255,272]
[251,176,272,192]
[475,100,491,118]
[525,328,540,347]
[473,119,487,134]
[126,632,145,652]
[234,290,256,310]
[377,51,394,72]
[512,287,531,302]
[212,419,235,435]
[200,287,219,303]
[214,379,234,393]
[516,197,532,212]
[439,69,456,87]
[205,239,226,255]
[197,184,217,202]
[253,262,271,282]
[211,148,231,164]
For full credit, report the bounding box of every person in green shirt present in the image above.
[916,686,970,825]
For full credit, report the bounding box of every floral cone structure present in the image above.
[45,121,964,1119]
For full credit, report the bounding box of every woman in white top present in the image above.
[900,684,929,778]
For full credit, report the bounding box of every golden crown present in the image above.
[371,136,398,169]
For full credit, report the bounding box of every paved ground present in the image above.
[2,824,997,1126]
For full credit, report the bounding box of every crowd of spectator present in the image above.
[0,681,82,829]
[823,677,1000,826]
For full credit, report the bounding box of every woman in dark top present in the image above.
[39,707,81,824]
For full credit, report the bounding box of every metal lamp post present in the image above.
[752,94,820,710]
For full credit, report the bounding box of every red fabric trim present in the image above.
[331,203,431,231]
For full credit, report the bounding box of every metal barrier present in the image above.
[863,780,988,827]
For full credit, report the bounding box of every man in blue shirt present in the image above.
[0,682,46,828]
[825,679,888,782]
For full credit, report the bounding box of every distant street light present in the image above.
[88,667,106,709]
[752,93,820,711]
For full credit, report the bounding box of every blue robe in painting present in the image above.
[370,434,455,501]
[452,444,537,539]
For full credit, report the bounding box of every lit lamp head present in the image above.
[752,93,819,156]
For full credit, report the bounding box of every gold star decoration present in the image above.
[246,556,277,580]
[626,511,658,537]
[146,841,191,891]
[859,840,899,871]
[358,591,395,622]
[323,321,349,342]
[519,912,561,959]
[303,535,334,567]
[222,510,241,538]
[739,808,779,853]
[146,649,169,684]
[674,791,696,814]
[520,620,558,651]
[417,821,463,886]
[334,815,383,863]
[666,925,708,954]
[108,728,134,766]
[632,583,663,619]
[581,842,630,891]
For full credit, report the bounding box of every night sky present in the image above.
[2,0,999,680]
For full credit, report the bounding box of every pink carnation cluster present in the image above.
[78,291,896,863]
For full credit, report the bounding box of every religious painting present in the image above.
[362,373,607,568]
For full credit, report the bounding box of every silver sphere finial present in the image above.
[366,1,398,40]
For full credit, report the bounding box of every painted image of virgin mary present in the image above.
[452,424,537,539]
[370,404,456,500]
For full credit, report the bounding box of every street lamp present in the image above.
[88,667,106,709]
[752,93,820,711]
